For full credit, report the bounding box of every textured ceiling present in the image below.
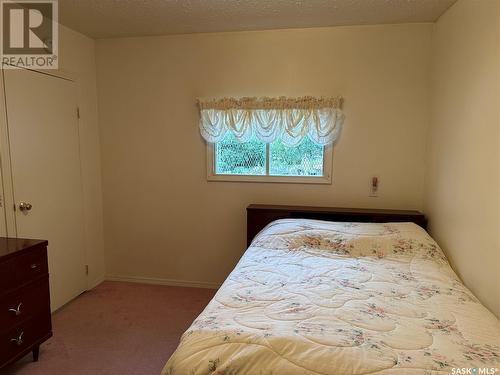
[58,0,456,39]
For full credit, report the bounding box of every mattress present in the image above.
[162,219,500,374]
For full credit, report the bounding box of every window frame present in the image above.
[206,142,333,184]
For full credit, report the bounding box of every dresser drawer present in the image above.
[0,258,15,292]
[0,279,50,333]
[0,246,49,293]
[0,314,51,365]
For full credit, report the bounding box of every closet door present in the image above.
[3,68,87,311]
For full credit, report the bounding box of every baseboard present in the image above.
[105,274,220,289]
[87,275,105,290]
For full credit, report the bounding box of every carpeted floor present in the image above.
[3,281,216,375]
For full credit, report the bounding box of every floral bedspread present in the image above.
[162,220,500,375]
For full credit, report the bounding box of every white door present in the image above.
[3,68,87,311]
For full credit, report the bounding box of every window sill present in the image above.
[207,174,332,184]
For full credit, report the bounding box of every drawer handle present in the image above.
[8,303,22,316]
[10,332,24,346]
[30,263,38,269]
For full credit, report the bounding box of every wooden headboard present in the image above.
[246,204,427,246]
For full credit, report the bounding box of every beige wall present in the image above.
[59,25,106,288]
[96,24,432,286]
[425,0,500,317]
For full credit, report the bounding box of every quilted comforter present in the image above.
[162,220,500,375]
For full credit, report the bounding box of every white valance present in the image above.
[198,96,345,146]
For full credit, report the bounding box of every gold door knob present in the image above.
[19,202,32,211]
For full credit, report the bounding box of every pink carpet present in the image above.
[3,281,216,375]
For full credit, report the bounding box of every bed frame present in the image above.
[247,204,427,246]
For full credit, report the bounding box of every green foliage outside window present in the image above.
[215,132,266,175]
[269,137,323,176]
[215,131,324,177]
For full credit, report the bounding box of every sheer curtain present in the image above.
[198,96,345,147]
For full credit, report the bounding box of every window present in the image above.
[199,96,344,184]
[208,132,332,184]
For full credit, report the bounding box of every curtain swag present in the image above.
[198,96,345,147]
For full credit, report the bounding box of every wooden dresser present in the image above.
[0,238,51,369]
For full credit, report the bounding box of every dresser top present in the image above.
[0,237,48,259]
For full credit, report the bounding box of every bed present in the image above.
[162,205,500,375]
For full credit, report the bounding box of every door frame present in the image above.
[0,64,89,289]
